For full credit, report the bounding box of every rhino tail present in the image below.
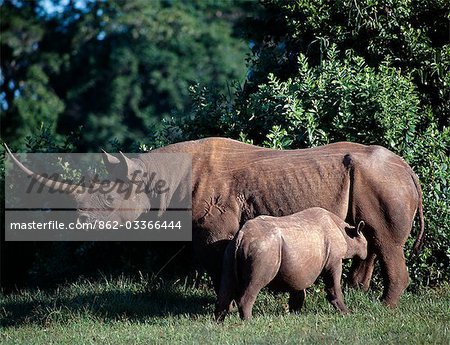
[409,168,425,258]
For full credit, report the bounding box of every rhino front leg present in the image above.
[288,289,306,313]
[323,263,349,314]
[215,294,233,323]
[215,244,236,322]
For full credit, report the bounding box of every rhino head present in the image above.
[5,144,152,224]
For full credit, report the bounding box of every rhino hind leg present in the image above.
[236,253,280,320]
[237,271,278,320]
[378,244,409,307]
[288,289,306,313]
[323,263,349,314]
[237,285,261,320]
[348,252,377,291]
[358,217,411,307]
[350,152,420,307]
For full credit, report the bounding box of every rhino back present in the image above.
[276,210,345,290]
[237,218,282,259]
[153,139,367,240]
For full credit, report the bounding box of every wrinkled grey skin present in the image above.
[215,207,368,321]
[5,137,424,307]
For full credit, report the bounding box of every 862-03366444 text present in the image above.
[8,219,184,231]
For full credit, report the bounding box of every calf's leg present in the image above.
[348,252,377,291]
[237,248,280,320]
[237,284,261,321]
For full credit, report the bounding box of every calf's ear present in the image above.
[356,221,365,236]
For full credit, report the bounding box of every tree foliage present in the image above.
[1,0,249,150]
[1,0,251,289]
[242,0,449,128]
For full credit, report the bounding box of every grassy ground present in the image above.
[1,276,449,345]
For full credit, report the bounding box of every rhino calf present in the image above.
[215,207,367,321]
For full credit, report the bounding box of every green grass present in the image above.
[1,276,449,344]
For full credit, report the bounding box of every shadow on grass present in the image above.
[0,285,216,327]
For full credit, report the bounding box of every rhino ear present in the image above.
[101,149,120,173]
[356,221,365,236]
[101,150,141,180]
[118,151,142,181]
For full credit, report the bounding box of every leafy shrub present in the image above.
[244,0,449,128]
[406,123,450,286]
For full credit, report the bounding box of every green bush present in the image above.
[406,123,450,286]
[243,0,449,128]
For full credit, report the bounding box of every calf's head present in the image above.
[344,221,368,260]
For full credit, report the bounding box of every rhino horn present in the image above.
[4,144,84,195]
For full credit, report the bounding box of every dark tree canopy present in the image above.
[1,0,251,150]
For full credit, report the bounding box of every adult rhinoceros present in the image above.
[6,137,424,307]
